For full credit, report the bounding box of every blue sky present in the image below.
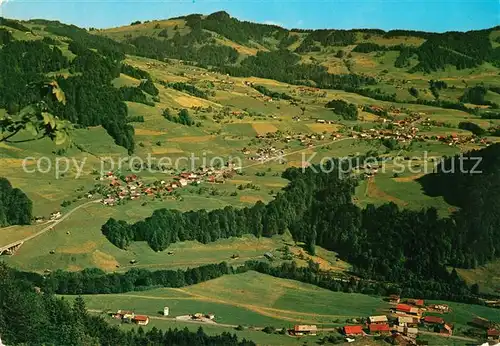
[0,0,498,32]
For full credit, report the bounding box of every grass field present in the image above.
[455,258,500,295]
[67,271,500,345]
[74,271,389,326]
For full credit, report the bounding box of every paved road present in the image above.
[0,199,102,252]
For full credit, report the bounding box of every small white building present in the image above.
[164,307,169,316]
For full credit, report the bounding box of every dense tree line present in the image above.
[139,78,159,96]
[0,177,32,226]
[48,46,135,153]
[0,263,255,346]
[8,259,482,305]
[119,86,154,106]
[128,34,239,67]
[242,261,481,304]
[0,31,136,152]
[480,111,500,119]
[160,81,208,99]
[402,29,497,72]
[418,144,500,267]
[38,19,132,60]
[0,40,68,114]
[184,11,286,45]
[120,63,152,80]
[325,99,358,120]
[295,29,356,52]
[460,85,495,106]
[14,262,230,295]
[278,34,299,49]
[429,79,447,99]
[0,17,31,32]
[0,28,13,45]
[218,50,376,91]
[252,85,295,101]
[352,43,388,53]
[458,121,486,136]
[161,108,195,126]
[103,145,500,290]
[394,46,417,68]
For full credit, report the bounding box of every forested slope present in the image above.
[0,263,255,346]
[0,178,32,226]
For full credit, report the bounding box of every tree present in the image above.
[0,81,71,145]
[408,87,419,98]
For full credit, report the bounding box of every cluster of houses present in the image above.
[340,297,455,345]
[99,166,234,206]
[243,146,285,163]
[113,310,149,326]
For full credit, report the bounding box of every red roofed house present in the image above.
[423,316,444,325]
[369,324,391,334]
[395,304,421,316]
[407,299,425,307]
[396,304,412,313]
[488,329,500,341]
[133,315,149,326]
[343,325,364,336]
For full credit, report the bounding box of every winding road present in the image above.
[0,199,102,255]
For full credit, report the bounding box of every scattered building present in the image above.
[369,315,388,324]
[406,299,425,307]
[389,294,401,303]
[488,329,500,342]
[163,307,169,316]
[395,304,421,316]
[423,316,444,325]
[398,316,419,326]
[50,211,62,220]
[343,325,364,336]
[133,315,149,326]
[427,304,450,313]
[369,323,391,335]
[293,325,317,336]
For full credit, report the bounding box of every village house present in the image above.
[423,316,444,325]
[398,316,420,326]
[488,329,500,342]
[394,303,421,316]
[133,315,149,326]
[427,304,450,313]
[343,325,364,336]
[369,323,391,335]
[50,211,62,220]
[389,294,401,303]
[369,315,388,324]
[114,310,134,322]
[293,325,317,336]
[394,325,418,338]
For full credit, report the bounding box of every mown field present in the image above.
[71,271,389,345]
[66,271,500,345]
